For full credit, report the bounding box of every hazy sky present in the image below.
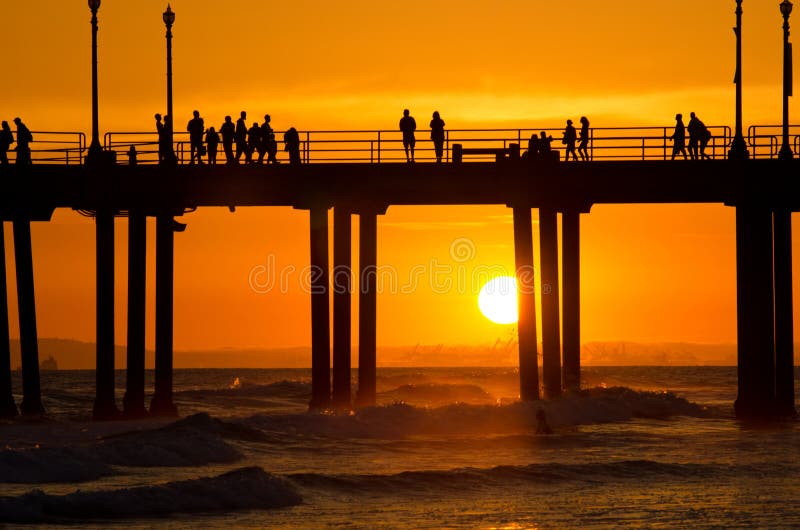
[1,1,798,359]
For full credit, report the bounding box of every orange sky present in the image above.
[1,1,799,360]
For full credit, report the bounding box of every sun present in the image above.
[478,276,518,325]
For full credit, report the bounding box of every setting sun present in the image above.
[478,276,518,325]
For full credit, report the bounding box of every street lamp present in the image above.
[729,0,750,160]
[87,0,102,163]
[163,4,176,165]
[779,0,794,160]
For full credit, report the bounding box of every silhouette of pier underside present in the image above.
[1,158,797,420]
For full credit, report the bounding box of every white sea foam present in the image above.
[0,466,302,523]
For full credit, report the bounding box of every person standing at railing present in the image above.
[259,115,275,165]
[220,116,235,165]
[430,111,445,163]
[578,117,590,161]
[205,127,220,165]
[187,110,205,165]
[235,111,248,164]
[162,115,177,164]
[155,113,165,163]
[262,115,278,165]
[399,109,417,163]
[539,131,554,161]
[13,118,32,166]
[0,121,13,165]
[687,112,703,160]
[247,122,261,164]
[562,119,578,161]
[669,113,687,160]
[284,127,302,166]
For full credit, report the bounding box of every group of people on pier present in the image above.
[0,111,719,166]
[155,111,302,166]
[668,112,713,160]
[0,118,33,165]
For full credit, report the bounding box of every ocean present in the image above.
[1,366,799,528]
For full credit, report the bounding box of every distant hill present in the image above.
[8,338,798,369]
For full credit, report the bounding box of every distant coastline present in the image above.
[10,338,796,370]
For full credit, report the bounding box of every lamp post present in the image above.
[87,0,102,163]
[163,4,176,164]
[780,0,794,160]
[730,0,750,160]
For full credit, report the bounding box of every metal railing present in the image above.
[747,125,800,159]
[2,131,86,165]
[10,125,800,165]
[101,126,736,165]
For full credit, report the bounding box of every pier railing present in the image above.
[3,131,86,165]
[12,125,800,165]
[102,126,737,165]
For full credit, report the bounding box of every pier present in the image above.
[0,129,797,419]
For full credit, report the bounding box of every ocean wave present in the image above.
[0,447,114,484]
[241,386,707,440]
[175,380,311,399]
[288,459,785,494]
[0,467,302,523]
[0,414,249,483]
[380,383,493,404]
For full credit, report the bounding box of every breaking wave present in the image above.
[0,414,251,484]
[0,467,302,523]
[288,459,788,494]
[175,380,311,399]
[242,386,708,440]
[380,383,493,404]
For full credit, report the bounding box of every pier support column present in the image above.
[93,210,119,420]
[150,215,178,416]
[734,205,776,419]
[562,210,581,392]
[123,212,148,418]
[513,206,540,401]
[309,207,331,410]
[773,208,795,416]
[0,225,18,418]
[332,207,352,410]
[12,220,44,415]
[539,208,562,398]
[356,211,378,408]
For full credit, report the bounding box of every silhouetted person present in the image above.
[247,122,260,164]
[13,118,32,166]
[162,115,176,164]
[235,111,248,163]
[154,113,166,163]
[578,116,590,161]
[220,115,235,165]
[430,111,445,163]
[259,115,273,165]
[539,131,553,159]
[266,132,278,164]
[563,119,578,161]
[525,133,540,160]
[535,408,553,435]
[284,127,301,166]
[205,127,220,165]
[687,111,704,160]
[187,110,205,164]
[399,109,416,163]
[0,121,13,165]
[669,113,687,160]
[699,119,712,160]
